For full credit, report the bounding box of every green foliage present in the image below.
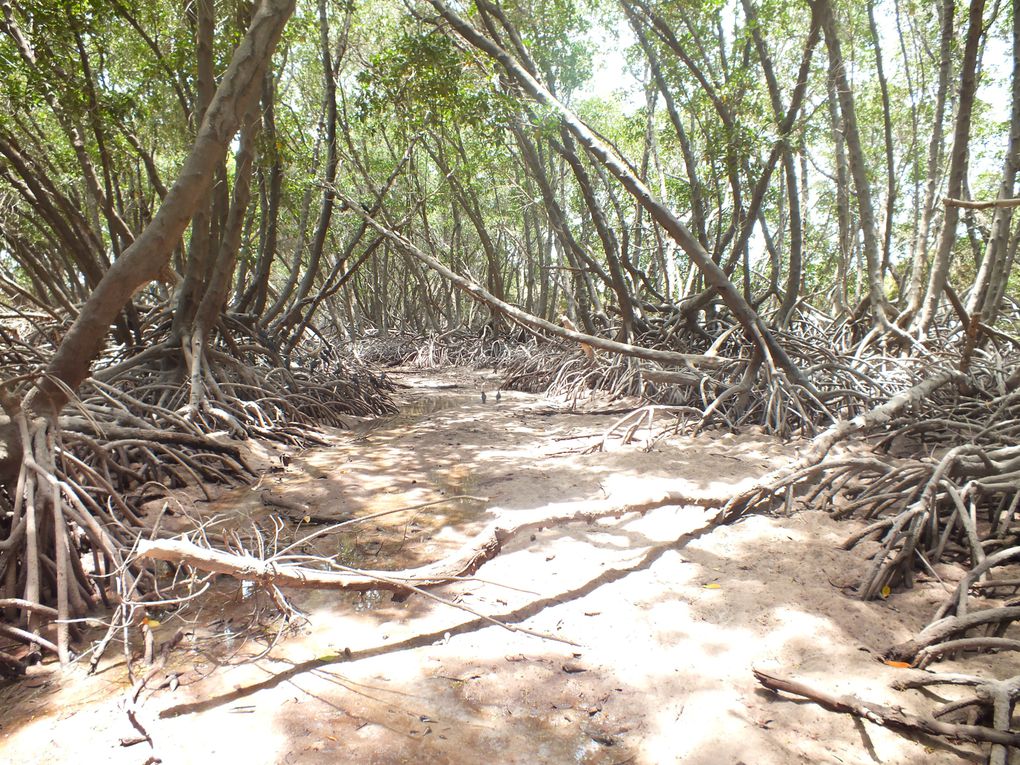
[354,27,511,131]
[1,0,1020,333]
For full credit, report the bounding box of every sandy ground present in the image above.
[0,367,1011,764]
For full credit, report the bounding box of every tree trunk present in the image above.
[914,0,985,335]
[265,0,348,327]
[20,0,296,423]
[171,0,218,340]
[428,0,810,388]
[903,0,955,319]
[254,71,284,316]
[554,129,637,341]
[825,70,853,316]
[741,0,805,326]
[629,15,709,251]
[193,104,261,340]
[867,0,897,275]
[971,0,1020,322]
[817,0,888,328]
[510,120,611,322]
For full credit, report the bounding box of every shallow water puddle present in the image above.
[398,393,480,417]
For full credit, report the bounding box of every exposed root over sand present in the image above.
[0,368,1012,764]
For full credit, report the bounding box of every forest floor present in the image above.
[0,366,1007,764]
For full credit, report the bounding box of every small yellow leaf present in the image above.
[303,515,311,523]
[317,653,339,662]
[880,585,891,599]
[143,617,161,628]
[703,583,722,590]
[884,660,911,668]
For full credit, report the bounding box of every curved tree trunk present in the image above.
[20,0,296,423]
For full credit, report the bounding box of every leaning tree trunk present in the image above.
[19,0,295,423]
[428,0,812,389]
[0,0,296,668]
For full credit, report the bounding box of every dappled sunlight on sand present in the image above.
[0,368,996,764]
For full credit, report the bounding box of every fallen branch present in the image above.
[135,486,723,591]
[753,667,1020,747]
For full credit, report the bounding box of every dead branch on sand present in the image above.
[754,668,1020,750]
[135,486,724,594]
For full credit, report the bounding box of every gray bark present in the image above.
[914,0,986,335]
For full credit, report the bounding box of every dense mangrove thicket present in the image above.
[4,0,1020,756]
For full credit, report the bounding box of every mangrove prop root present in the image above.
[719,368,964,523]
